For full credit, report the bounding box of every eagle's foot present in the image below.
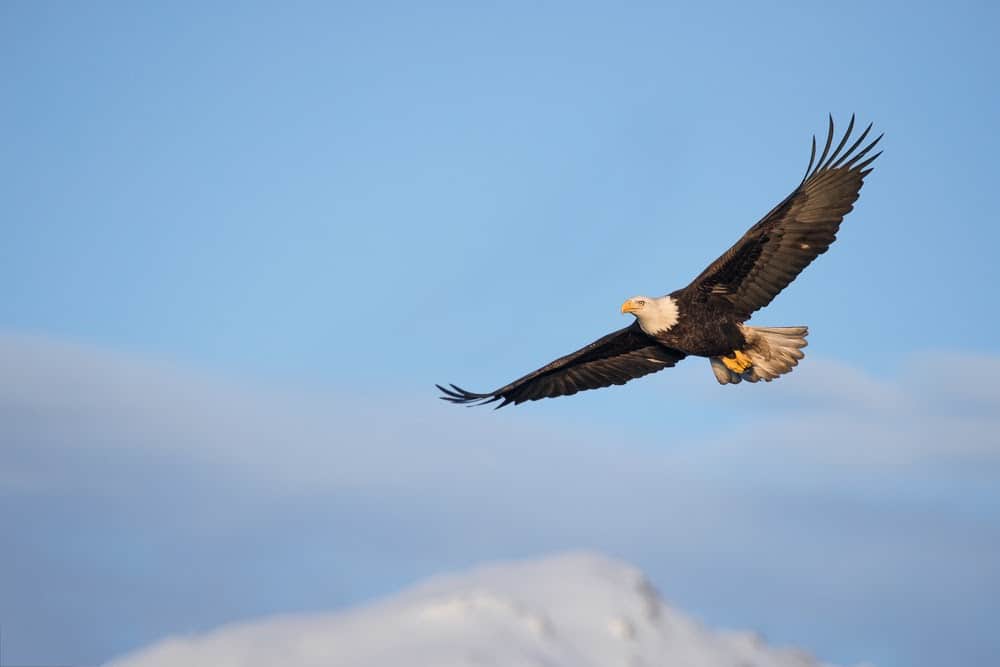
[721,349,753,374]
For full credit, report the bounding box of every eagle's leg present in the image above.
[721,349,753,374]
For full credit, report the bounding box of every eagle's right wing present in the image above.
[437,322,686,408]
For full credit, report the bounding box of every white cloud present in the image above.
[671,353,1000,470]
[104,552,846,667]
[1,331,997,667]
[2,333,996,498]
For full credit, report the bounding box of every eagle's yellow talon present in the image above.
[721,350,753,374]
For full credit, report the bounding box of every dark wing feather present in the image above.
[688,115,882,318]
[437,322,686,408]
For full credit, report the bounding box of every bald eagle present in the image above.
[438,116,881,408]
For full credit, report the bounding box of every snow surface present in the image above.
[105,552,844,667]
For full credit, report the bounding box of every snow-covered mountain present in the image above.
[105,552,845,667]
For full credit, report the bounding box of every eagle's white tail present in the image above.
[710,325,808,384]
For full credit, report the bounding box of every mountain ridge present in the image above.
[106,551,853,667]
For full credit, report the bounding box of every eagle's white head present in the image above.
[621,295,679,335]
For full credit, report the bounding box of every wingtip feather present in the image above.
[437,382,505,406]
[804,117,883,177]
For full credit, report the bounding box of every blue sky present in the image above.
[2,2,998,666]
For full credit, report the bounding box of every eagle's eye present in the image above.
[637,300,646,306]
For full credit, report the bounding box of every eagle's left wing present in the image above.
[687,115,882,319]
[438,322,686,408]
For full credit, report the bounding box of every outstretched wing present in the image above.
[688,115,882,319]
[438,322,686,408]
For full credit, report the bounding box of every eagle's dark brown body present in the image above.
[656,290,746,358]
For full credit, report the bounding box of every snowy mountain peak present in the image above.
[106,552,844,667]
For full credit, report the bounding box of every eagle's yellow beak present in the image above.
[621,299,640,314]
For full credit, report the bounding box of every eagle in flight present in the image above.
[438,116,881,408]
